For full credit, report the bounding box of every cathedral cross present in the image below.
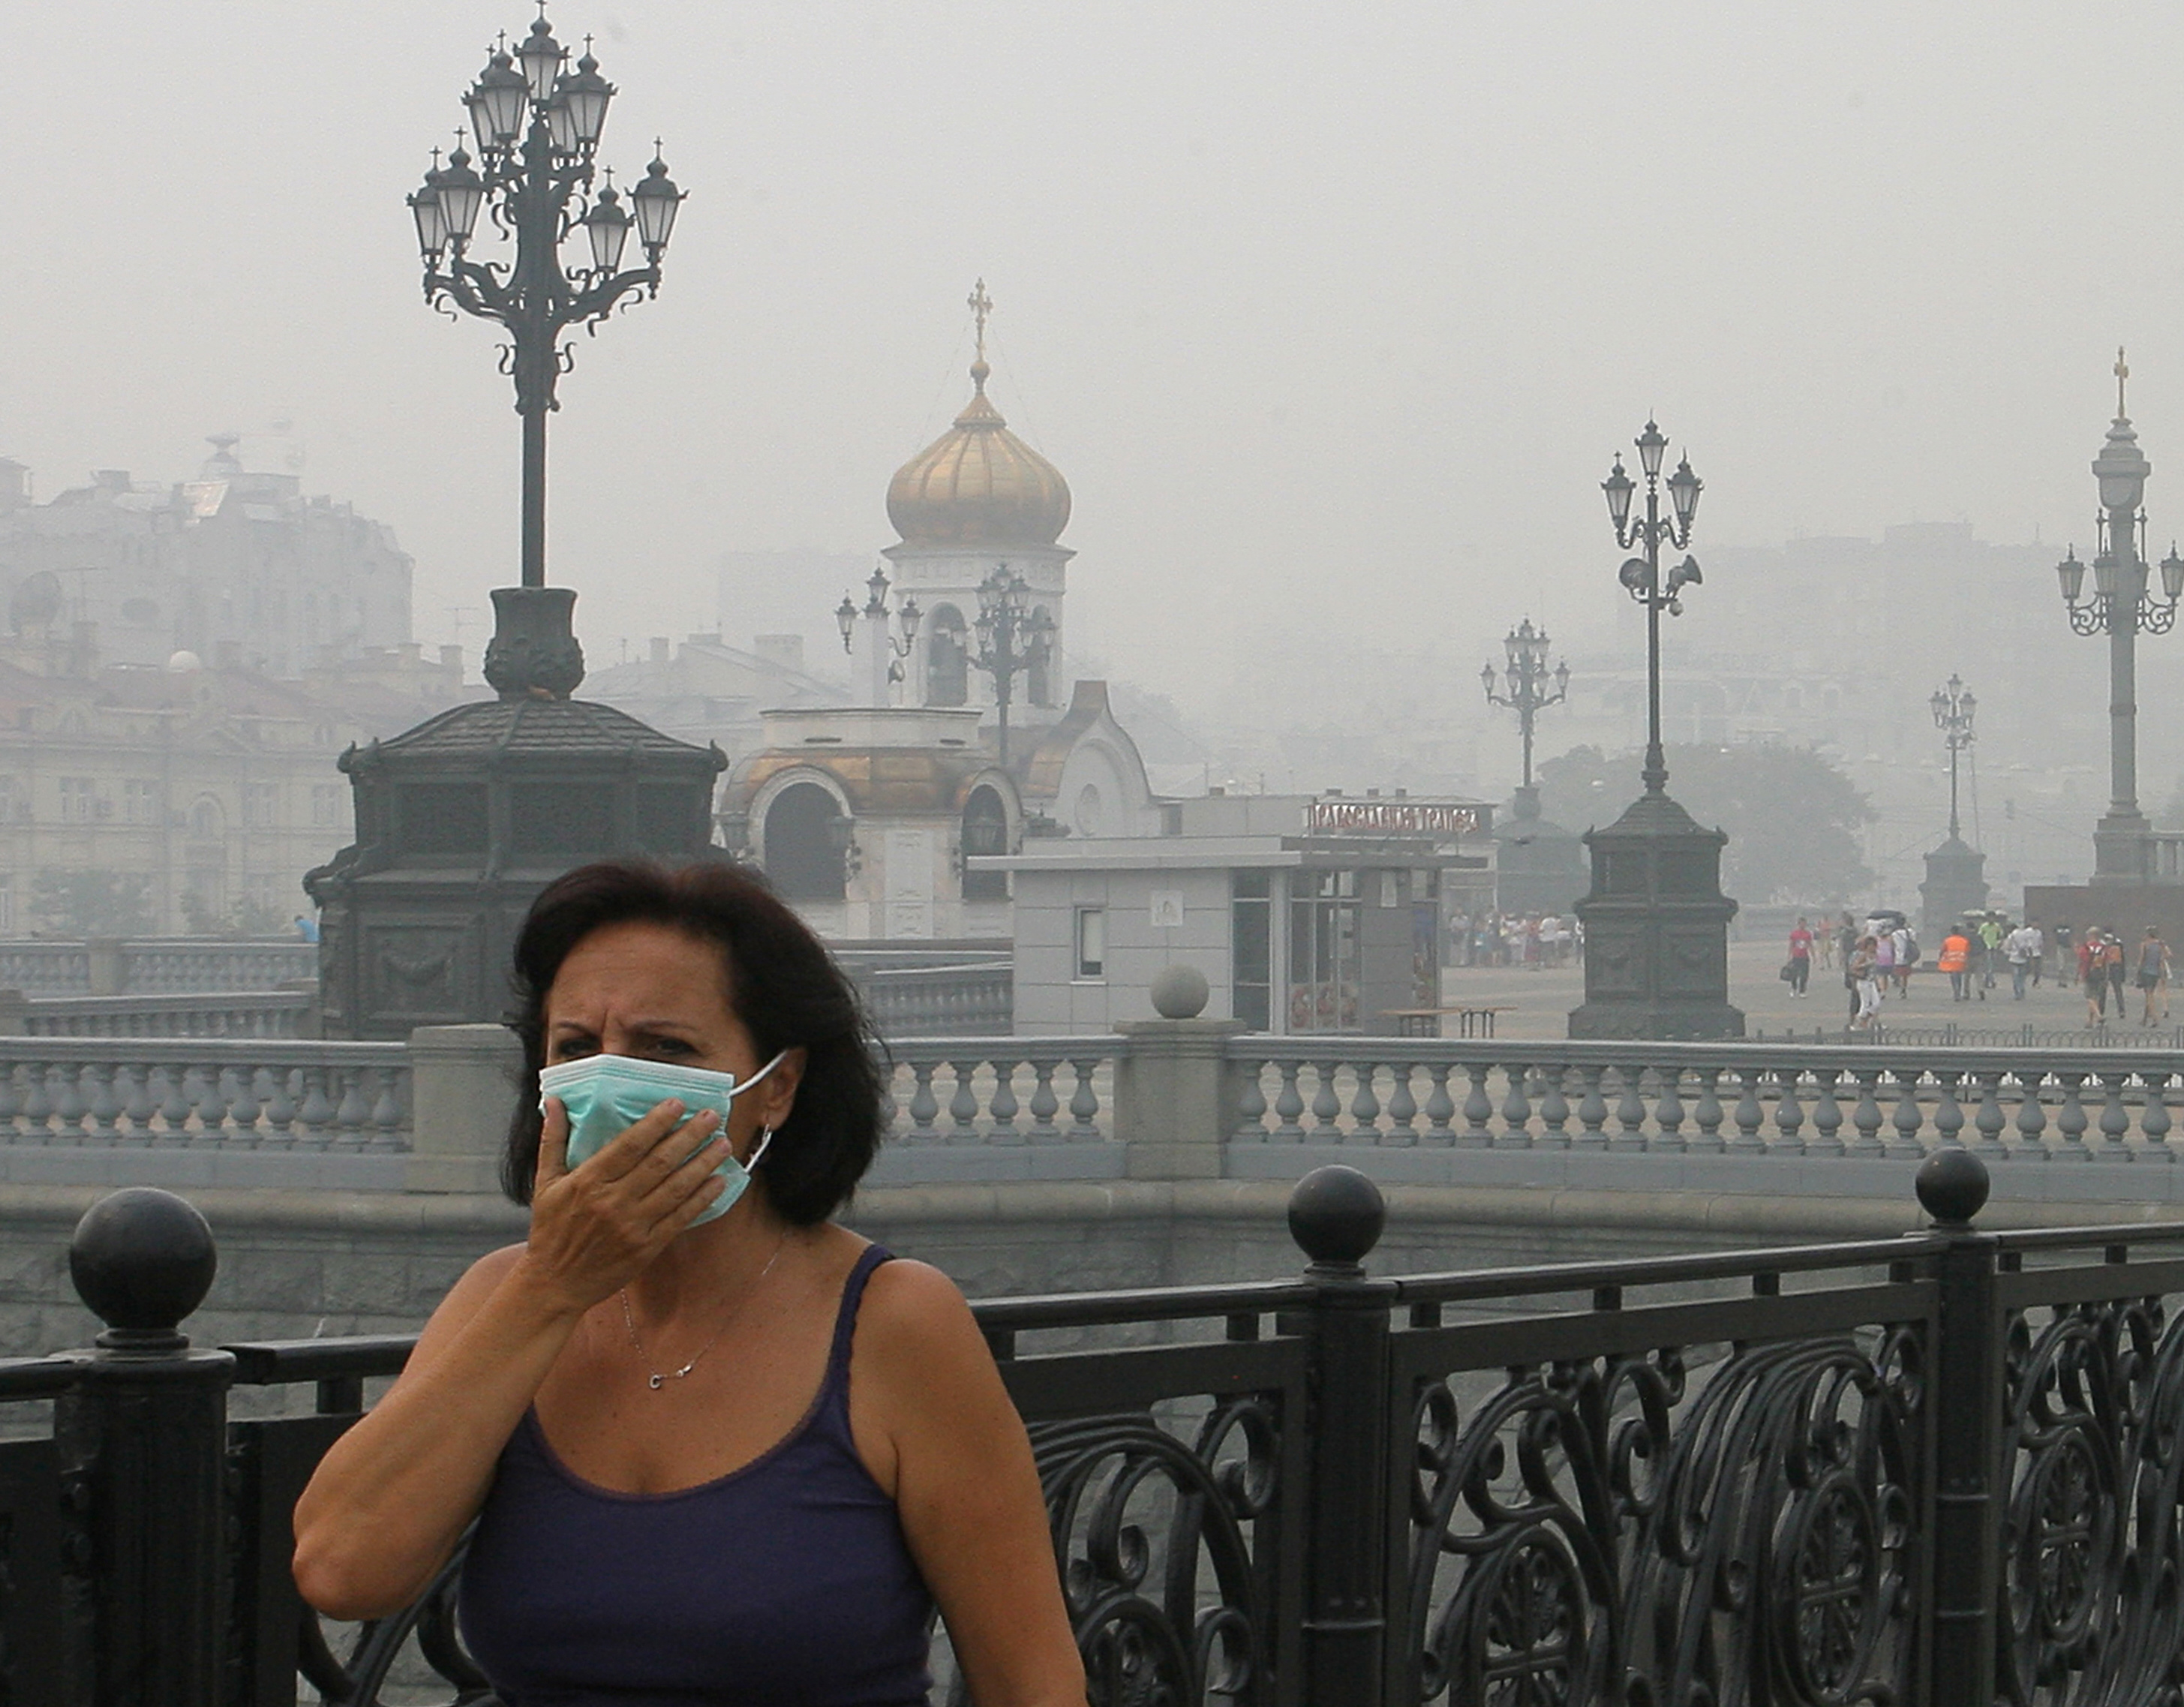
[969,278,993,364]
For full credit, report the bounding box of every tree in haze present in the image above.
[1537,743,1875,906]
[31,870,155,938]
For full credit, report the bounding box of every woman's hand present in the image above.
[520,1096,732,1315]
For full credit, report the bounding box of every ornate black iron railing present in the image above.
[13,1150,2184,1705]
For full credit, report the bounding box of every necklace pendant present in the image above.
[647,1373,665,1390]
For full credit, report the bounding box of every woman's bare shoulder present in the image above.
[857,1257,984,1357]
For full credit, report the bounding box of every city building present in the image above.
[977,790,1493,1035]
[0,627,472,936]
[0,437,413,675]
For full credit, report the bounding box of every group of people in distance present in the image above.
[1800,908,2177,1032]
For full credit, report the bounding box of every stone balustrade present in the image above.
[860,960,1014,1036]
[0,1038,409,1153]
[10,990,314,1038]
[1225,1037,2184,1174]
[0,938,316,997]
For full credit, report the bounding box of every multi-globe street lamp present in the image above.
[1480,618,1570,791]
[1929,673,1977,844]
[837,565,922,702]
[970,565,1053,767]
[2054,353,2184,882]
[404,13,683,693]
[1601,420,1703,796]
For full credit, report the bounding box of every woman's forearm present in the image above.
[292,1257,583,1618]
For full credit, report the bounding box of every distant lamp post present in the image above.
[837,564,921,704]
[1930,674,1977,842]
[1568,417,1741,1041]
[406,13,684,696]
[1480,617,1570,790]
[970,565,1053,767]
[2054,349,2184,883]
[1919,672,1990,934]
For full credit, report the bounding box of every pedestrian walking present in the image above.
[2005,921,2041,1001]
[2138,927,2173,1026]
[1890,923,1918,998]
[1873,927,1897,998]
[1850,936,1882,1031]
[2105,930,2128,1020]
[1975,914,2005,999]
[1939,927,1972,1002]
[1786,916,1814,996]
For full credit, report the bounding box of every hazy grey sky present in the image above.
[7,2,2183,698]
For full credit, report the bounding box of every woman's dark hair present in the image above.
[500,858,884,1225]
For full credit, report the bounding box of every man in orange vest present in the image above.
[1939,925,1973,1002]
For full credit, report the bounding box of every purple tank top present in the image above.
[459,1246,934,1705]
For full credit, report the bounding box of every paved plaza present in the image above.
[1439,936,2168,1041]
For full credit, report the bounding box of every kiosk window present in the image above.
[1075,906,1106,979]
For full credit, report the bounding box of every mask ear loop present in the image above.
[744,1125,775,1172]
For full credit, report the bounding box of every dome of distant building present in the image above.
[166,650,204,673]
[885,356,1071,549]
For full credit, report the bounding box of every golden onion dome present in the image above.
[886,356,1071,549]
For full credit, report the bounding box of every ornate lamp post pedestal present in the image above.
[308,12,721,1039]
[1481,621,1585,915]
[1567,419,1743,1041]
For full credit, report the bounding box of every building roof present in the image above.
[369,696,722,765]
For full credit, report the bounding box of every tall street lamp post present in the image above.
[1919,673,1989,933]
[970,565,1053,767]
[405,14,684,695]
[837,565,921,705]
[1568,419,1742,1040]
[2054,351,2184,885]
[1480,618,1570,792]
[308,11,722,1041]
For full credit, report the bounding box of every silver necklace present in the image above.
[619,1231,789,1390]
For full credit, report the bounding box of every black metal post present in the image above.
[54,1189,230,1707]
[1281,1165,1392,1707]
[1642,493,1666,795]
[1914,1148,2000,1707]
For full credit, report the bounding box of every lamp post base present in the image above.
[2092,811,2155,885]
[482,586,586,700]
[1567,790,1744,1041]
[1919,837,1990,936]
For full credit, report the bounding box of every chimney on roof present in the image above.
[0,459,28,512]
[93,470,131,496]
[650,637,671,666]
[440,645,462,678]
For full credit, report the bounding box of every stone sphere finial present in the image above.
[70,1188,217,1350]
[1288,1165,1385,1272]
[1915,1146,1990,1228]
[1150,963,1209,1020]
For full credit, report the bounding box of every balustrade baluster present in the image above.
[85,1062,121,1144]
[225,1065,263,1148]
[17,1059,54,1140]
[1969,1069,2008,1159]
[1272,1060,1306,1143]
[1647,1065,1687,1153]
[120,1063,155,1142]
[987,1059,1023,1147]
[1932,1071,1965,1151]
[1603,1066,1646,1152]
[2014,1069,2050,1156]
[1384,1063,1419,1146]
[947,1060,981,1137]
[2054,1071,2089,1160]
[1494,1063,1531,1150]
[1311,1062,1344,1138]
[195,1062,236,1147]
[149,1065,190,1146]
[1806,1067,1843,1156]
[1729,1068,1767,1154]
[262,1068,299,1148]
[1772,1067,1806,1154]
[1421,1064,1456,1145]
[51,1062,89,1145]
[1459,1065,1494,1147]
[1067,1057,1104,1140]
[2095,1069,2131,1157]
[1690,1066,1725,1151]
[2140,1070,2175,1160]
[296,1066,336,1147]
[1343,1062,1382,1147]
[332,1068,371,1147]
[370,1070,406,1150]
[1029,1059,1065,1144]
[1533,1064,1569,1149]
[1573,1065,1609,1148]
[0,1062,20,1136]
[1849,1068,1886,1156]
[906,1062,942,1142]
[1887,1071,1925,1159]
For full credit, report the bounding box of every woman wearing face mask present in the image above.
[292,860,1083,1707]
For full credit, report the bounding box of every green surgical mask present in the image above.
[538,1051,788,1226]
